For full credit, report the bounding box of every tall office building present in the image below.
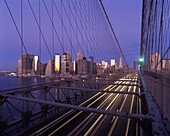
[33,56,39,72]
[105,62,108,68]
[55,53,60,74]
[69,61,77,74]
[38,62,47,75]
[34,56,39,72]
[89,57,94,62]
[150,52,161,71]
[77,52,83,61]
[17,54,47,76]
[111,59,115,66]
[73,61,76,74]
[162,59,170,70]
[45,60,54,76]
[93,62,97,74]
[67,49,72,62]
[115,61,118,70]
[77,57,87,74]
[19,53,34,75]
[17,57,22,75]
[88,57,94,74]
[31,56,39,75]
[102,61,105,66]
[61,53,67,74]
[95,62,103,74]
[67,49,72,74]
[119,56,123,68]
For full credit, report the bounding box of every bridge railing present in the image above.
[0,77,107,135]
[141,70,170,119]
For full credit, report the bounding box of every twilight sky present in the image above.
[103,0,142,68]
[0,0,142,70]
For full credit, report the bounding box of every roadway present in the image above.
[29,73,140,136]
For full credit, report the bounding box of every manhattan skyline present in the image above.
[0,0,142,70]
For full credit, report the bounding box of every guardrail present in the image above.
[141,70,170,119]
[140,71,170,135]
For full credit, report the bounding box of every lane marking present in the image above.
[125,83,136,136]
[107,82,133,136]
[111,116,116,123]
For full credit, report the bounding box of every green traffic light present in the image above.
[139,57,144,62]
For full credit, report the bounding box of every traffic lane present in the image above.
[67,78,137,134]
[67,85,129,136]
[40,93,112,136]
[87,94,126,136]
[36,80,129,135]
[71,91,127,136]
[111,87,137,136]
[52,92,120,136]
[37,84,117,135]
[91,86,133,136]
[127,88,138,136]
[51,85,129,136]
[36,92,105,135]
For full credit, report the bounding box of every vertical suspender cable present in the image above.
[75,0,78,52]
[52,0,54,58]
[61,0,64,52]
[21,0,23,76]
[39,0,41,62]
[69,0,72,56]
[21,0,24,116]
[140,0,145,58]
[3,0,28,53]
[28,0,52,59]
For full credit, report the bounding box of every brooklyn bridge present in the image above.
[0,0,169,135]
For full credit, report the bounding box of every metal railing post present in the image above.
[57,87,60,112]
[0,96,2,122]
[66,82,71,104]
[42,88,47,119]
[23,92,30,129]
